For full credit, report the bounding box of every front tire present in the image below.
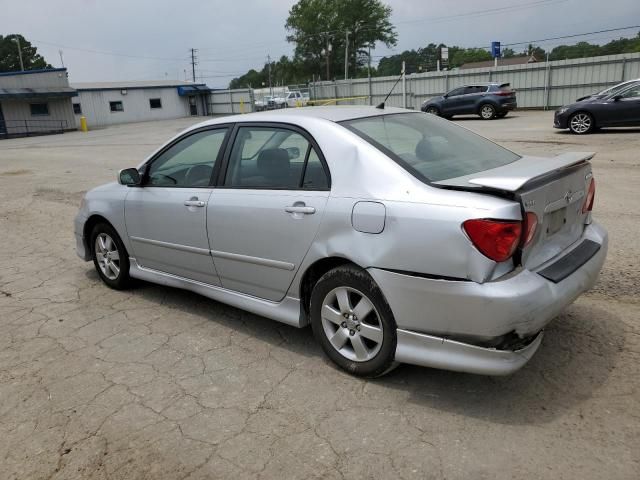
[90,223,131,290]
[425,106,440,116]
[479,103,496,120]
[568,112,594,134]
[310,265,397,377]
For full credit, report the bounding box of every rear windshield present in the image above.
[341,113,520,182]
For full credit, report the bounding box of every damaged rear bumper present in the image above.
[395,329,543,376]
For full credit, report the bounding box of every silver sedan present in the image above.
[74,107,607,377]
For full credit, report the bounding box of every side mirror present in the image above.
[613,94,623,102]
[443,93,448,98]
[118,168,141,186]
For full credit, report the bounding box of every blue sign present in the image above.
[491,41,501,59]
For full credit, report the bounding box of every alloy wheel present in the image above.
[426,107,439,115]
[320,287,384,362]
[570,113,592,134]
[95,233,121,280]
[480,105,495,119]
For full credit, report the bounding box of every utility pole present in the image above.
[267,54,272,96]
[14,36,24,71]
[190,48,198,82]
[322,36,332,81]
[368,44,372,105]
[344,30,350,80]
[59,50,65,68]
[401,61,406,108]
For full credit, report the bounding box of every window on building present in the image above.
[30,103,49,116]
[73,103,82,114]
[149,98,162,109]
[110,101,124,112]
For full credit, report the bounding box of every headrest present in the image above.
[257,148,290,177]
[415,137,434,161]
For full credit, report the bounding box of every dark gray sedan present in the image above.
[554,82,640,134]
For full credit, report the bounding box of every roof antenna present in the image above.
[376,65,405,109]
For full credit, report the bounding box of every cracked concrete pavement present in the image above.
[0,112,638,479]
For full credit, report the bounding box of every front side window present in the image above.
[620,85,640,99]
[447,87,465,97]
[110,101,123,112]
[224,126,328,190]
[146,128,228,187]
[342,113,520,182]
[30,103,49,116]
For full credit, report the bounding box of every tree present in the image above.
[502,47,516,58]
[523,44,546,60]
[285,0,397,80]
[0,34,51,71]
[449,48,492,68]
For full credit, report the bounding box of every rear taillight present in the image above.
[496,90,513,96]
[521,212,538,247]
[582,178,595,213]
[463,219,522,262]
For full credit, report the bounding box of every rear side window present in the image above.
[223,126,329,190]
[342,113,520,182]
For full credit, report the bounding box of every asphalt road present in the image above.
[0,111,638,479]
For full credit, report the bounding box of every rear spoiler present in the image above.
[435,152,594,193]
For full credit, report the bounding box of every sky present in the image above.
[1,0,639,87]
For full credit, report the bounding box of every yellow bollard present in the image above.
[80,116,88,132]
[240,100,245,114]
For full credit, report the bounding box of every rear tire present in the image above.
[90,223,131,290]
[568,112,594,134]
[310,265,398,378]
[479,103,496,120]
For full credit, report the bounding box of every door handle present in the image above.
[285,205,315,214]
[184,198,206,207]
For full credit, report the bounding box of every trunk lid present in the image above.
[436,152,594,269]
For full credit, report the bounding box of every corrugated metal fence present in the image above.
[309,52,640,110]
[207,88,254,115]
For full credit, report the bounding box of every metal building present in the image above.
[70,80,211,128]
[0,68,77,138]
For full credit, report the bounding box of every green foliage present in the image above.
[285,0,396,80]
[549,33,640,60]
[0,34,51,72]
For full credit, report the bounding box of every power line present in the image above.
[502,25,640,46]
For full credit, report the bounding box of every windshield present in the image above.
[597,81,637,97]
[341,113,520,182]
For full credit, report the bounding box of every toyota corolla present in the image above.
[75,107,607,377]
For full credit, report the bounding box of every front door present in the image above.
[189,96,198,116]
[125,127,229,284]
[208,125,330,301]
[605,84,640,126]
[441,87,466,115]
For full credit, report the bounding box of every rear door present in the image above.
[459,85,486,114]
[125,127,229,285]
[207,124,331,301]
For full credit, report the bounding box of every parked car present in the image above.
[75,106,607,377]
[554,83,640,134]
[254,96,275,112]
[273,90,308,108]
[575,78,640,102]
[421,82,517,120]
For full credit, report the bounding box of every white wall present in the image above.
[0,98,76,135]
[74,87,193,128]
